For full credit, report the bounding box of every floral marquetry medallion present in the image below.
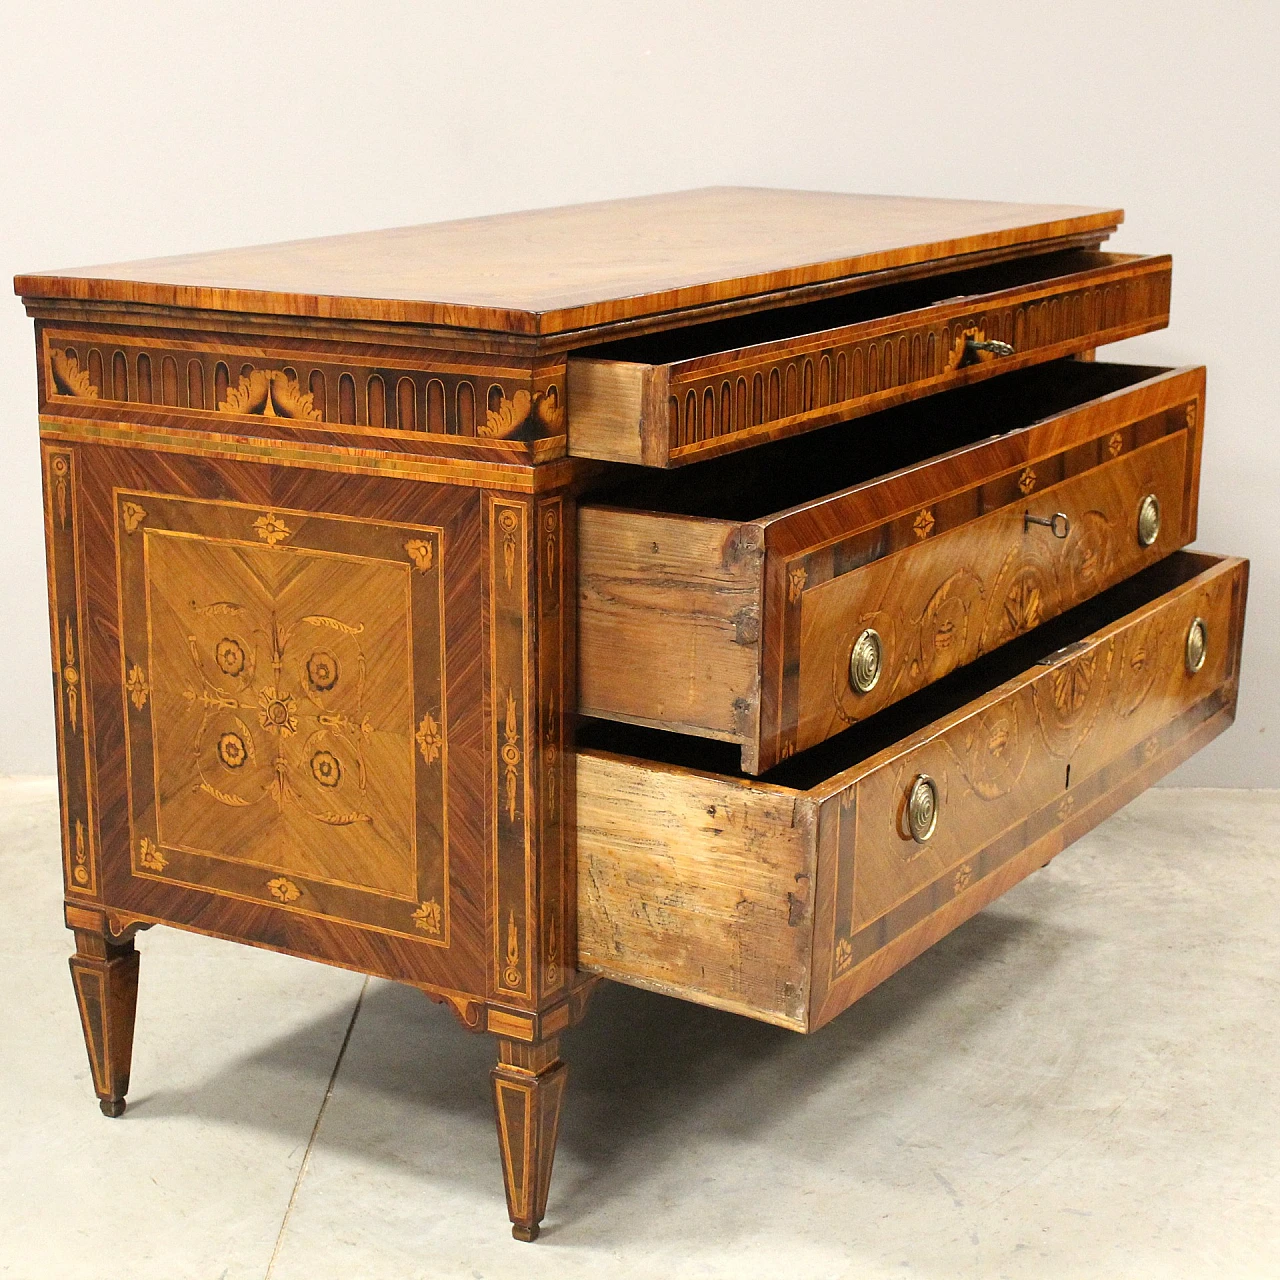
[115,492,450,944]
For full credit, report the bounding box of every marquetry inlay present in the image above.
[115,492,451,943]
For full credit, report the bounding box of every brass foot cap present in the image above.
[100,1097,126,1118]
[511,1224,539,1243]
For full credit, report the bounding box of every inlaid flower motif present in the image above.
[953,862,973,894]
[215,637,246,677]
[834,936,853,975]
[126,663,150,711]
[913,508,936,540]
[1017,467,1037,495]
[120,501,147,534]
[788,565,808,604]
[1057,794,1076,823]
[217,731,248,769]
[1108,432,1124,458]
[404,538,433,572]
[137,836,168,872]
[310,750,341,788]
[412,899,443,934]
[253,512,291,546]
[257,686,298,735]
[305,650,339,692]
[267,877,301,903]
[415,712,443,765]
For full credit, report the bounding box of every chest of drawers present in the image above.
[15,188,1247,1241]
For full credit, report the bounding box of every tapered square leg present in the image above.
[68,927,139,1117]
[490,1037,567,1242]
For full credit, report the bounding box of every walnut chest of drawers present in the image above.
[15,188,1248,1240]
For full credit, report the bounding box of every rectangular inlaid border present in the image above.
[776,400,1195,763]
[488,495,534,999]
[42,445,97,896]
[114,490,451,946]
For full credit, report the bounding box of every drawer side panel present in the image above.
[576,753,814,1029]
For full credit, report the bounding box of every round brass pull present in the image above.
[907,774,939,843]
[848,627,883,694]
[1185,616,1208,674]
[1025,511,1071,539]
[1137,493,1161,547]
[966,337,1015,358]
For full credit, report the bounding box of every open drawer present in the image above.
[577,552,1248,1032]
[567,249,1172,466]
[580,361,1205,773]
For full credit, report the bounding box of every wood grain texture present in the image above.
[578,508,764,744]
[579,363,1205,772]
[15,189,1122,335]
[567,251,1168,465]
[791,428,1189,759]
[68,916,140,1116]
[577,552,1247,1032]
[577,753,816,1029]
[38,322,567,446]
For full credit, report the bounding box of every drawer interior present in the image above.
[582,359,1169,520]
[575,249,1135,367]
[577,549,1221,788]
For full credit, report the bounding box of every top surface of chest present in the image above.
[15,187,1120,336]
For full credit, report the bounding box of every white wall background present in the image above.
[1,1,1275,784]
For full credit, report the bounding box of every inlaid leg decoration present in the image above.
[490,1036,568,1242]
[69,927,140,1117]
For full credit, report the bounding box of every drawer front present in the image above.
[579,363,1204,774]
[811,553,1247,1029]
[577,552,1247,1032]
[787,428,1190,764]
[569,252,1171,466]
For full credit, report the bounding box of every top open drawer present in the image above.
[567,249,1171,467]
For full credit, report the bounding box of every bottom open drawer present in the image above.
[576,552,1248,1032]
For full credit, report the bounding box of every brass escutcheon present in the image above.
[907,774,939,843]
[1137,493,1161,547]
[849,627,883,694]
[1185,616,1208,674]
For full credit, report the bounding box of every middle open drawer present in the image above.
[579,360,1205,773]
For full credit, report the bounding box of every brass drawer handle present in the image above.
[907,774,939,843]
[1137,493,1161,547]
[966,337,1015,358]
[848,627,883,694]
[1185,616,1208,674]
[1025,511,1071,539]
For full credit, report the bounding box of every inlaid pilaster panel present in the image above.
[42,445,97,896]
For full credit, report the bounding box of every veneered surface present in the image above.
[14,187,1121,335]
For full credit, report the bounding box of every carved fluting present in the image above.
[664,266,1170,447]
[42,333,566,440]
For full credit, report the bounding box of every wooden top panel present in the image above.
[15,187,1122,337]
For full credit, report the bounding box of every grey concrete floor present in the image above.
[0,777,1277,1279]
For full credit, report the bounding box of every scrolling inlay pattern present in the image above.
[781,415,1193,769]
[826,561,1238,989]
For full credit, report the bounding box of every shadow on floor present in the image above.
[124,896,1072,1240]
